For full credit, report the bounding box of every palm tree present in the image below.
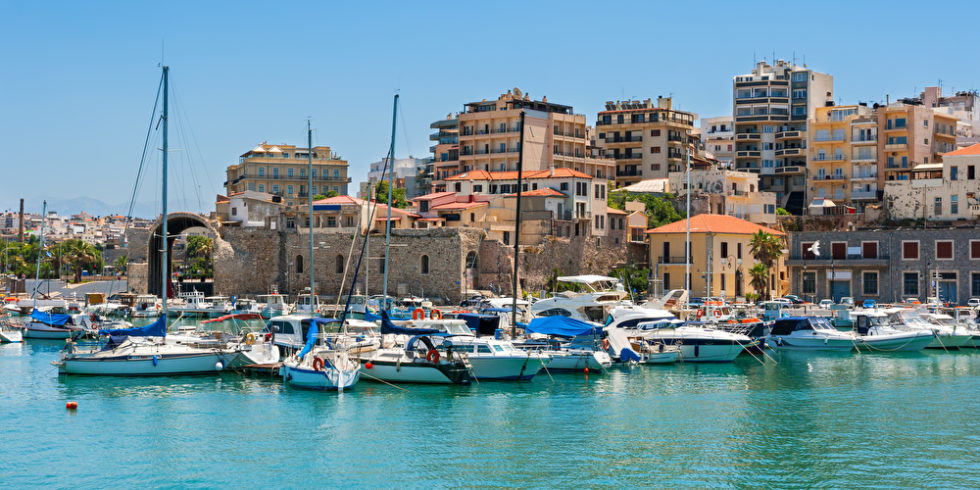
[61,239,103,283]
[749,263,769,297]
[749,230,785,300]
[184,235,214,279]
[114,255,128,275]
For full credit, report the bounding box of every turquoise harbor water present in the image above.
[3,341,980,487]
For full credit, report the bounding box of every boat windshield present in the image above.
[810,317,835,331]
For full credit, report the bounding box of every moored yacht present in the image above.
[766,316,857,351]
[280,318,361,391]
[851,310,934,352]
[530,275,628,323]
[517,316,612,373]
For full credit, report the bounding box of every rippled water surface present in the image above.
[3,341,980,487]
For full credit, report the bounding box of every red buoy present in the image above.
[365,362,374,369]
[66,401,78,410]
[583,367,590,374]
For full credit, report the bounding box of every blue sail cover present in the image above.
[379,311,440,335]
[526,316,603,337]
[365,311,410,323]
[298,320,317,359]
[99,315,167,337]
[30,310,72,326]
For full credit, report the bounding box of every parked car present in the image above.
[818,299,834,309]
[968,298,980,308]
[840,297,855,307]
[783,295,804,304]
[904,298,921,305]
[773,298,793,306]
[862,299,877,308]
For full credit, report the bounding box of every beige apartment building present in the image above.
[595,97,697,187]
[668,167,778,225]
[878,103,958,184]
[448,88,615,186]
[732,60,834,215]
[701,115,734,168]
[225,143,350,207]
[883,143,980,221]
[806,104,878,211]
[430,115,459,192]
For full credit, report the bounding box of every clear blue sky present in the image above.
[2,0,977,215]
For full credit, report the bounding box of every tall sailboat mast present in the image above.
[684,135,690,309]
[161,65,169,320]
[32,200,47,310]
[381,94,398,306]
[308,120,315,316]
[511,111,525,336]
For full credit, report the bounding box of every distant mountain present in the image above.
[3,196,211,219]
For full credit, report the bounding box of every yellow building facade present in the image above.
[225,142,350,207]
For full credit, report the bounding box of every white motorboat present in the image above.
[851,310,935,352]
[170,291,213,317]
[56,316,243,375]
[530,275,629,323]
[258,294,292,319]
[919,311,974,349]
[636,320,752,362]
[263,314,379,355]
[230,298,262,315]
[359,333,472,384]
[281,319,361,391]
[766,316,857,351]
[130,295,162,318]
[517,315,612,373]
[0,312,22,343]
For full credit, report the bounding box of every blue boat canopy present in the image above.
[379,311,441,335]
[31,310,72,326]
[99,315,167,337]
[526,316,602,337]
[298,320,318,359]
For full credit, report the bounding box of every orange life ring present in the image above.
[696,309,704,319]
[426,349,440,363]
[312,357,325,371]
[602,338,610,351]
[713,310,722,318]
[429,309,442,320]
[412,308,425,320]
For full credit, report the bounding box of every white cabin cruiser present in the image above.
[359,333,472,384]
[766,316,857,351]
[850,310,935,352]
[530,275,628,323]
[258,294,292,319]
[264,314,379,356]
[635,319,752,362]
[515,316,612,373]
[130,295,161,318]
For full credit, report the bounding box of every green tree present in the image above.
[312,190,339,201]
[610,265,650,296]
[114,255,128,274]
[749,230,785,300]
[776,207,791,216]
[60,239,103,283]
[184,235,214,279]
[607,190,684,228]
[748,263,769,297]
[374,181,409,208]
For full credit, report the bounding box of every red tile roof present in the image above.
[645,214,785,235]
[412,191,456,201]
[431,201,488,210]
[445,168,593,181]
[504,188,567,198]
[943,143,980,156]
[606,206,628,215]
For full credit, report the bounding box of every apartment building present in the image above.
[448,89,614,185]
[883,143,980,221]
[594,97,698,186]
[365,157,428,199]
[732,60,834,215]
[878,102,958,184]
[806,104,879,211]
[700,115,734,167]
[430,116,459,192]
[667,167,778,225]
[224,143,350,207]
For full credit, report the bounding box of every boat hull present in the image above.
[925,334,973,349]
[545,352,611,372]
[768,336,856,351]
[58,352,238,376]
[641,351,680,364]
[858,332,935,352]
[23,323,84,340]
[468,355,547,380]
[0,328,23,343]
[360,359,465,384]
[282,365,360,391]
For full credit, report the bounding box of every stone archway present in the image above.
[146,213,219,297]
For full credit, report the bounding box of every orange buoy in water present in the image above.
[584,367,590,374]
[66,401,78,410]
[365,362,374,369]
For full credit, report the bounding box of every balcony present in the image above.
[813,136,846,142]
[850,190,878,199]
[775,130,802,139]
[851,173,877,181]
[605,135,643,143]
[735,133,761,141]
[492,126,521,134]
[667,134,684,142]
[851,137,877,145]
[812,155,845,162]
[885,122,907,130]
[884,143,908,151]
[775,166,803,174]
[814,174,846,182]
[554,130,584,138]
[736,150,761,158]
[851,154,877,163]
[657,256,693,265]
[786,253,889,267]
[616,169,642,177]
[775,148,804,157]
[616,154,642,161]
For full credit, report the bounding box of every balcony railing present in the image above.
[884,143,908,151]
[850,190,878,199]
[616,169,642,177]
[735,133,761,140]
[851,173,877,180]
[605,135,642,142]
[657,256,692,265]
[775,130,802,139]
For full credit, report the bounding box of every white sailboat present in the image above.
[0,310,22,343]
[56,66,245,376]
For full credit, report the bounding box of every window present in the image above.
[295,255,303,274]
[258,184,265,192]
[258,168,265,176]
[594,184,601,198]
[650,129,660,137]
[937,240,953,260]
[473,184,483,193]
[287,168,294,177]
[863,272,879,296]
[560,182,569,191]
[720,241,729,258]
[831,242,846,260]
[336,255,344,274]
[231,207,237,216]
[287,185,294,195]
[663,273,670,290]
[802,272,816,295]
[763,125,774,133]
[333,169,340,178]
[973,272,980,298]
[420,255,429,274]
[902,241,919,260]
[650,146,661,153]
[903,272,919,297]
[862,242,878,259]
[737,243,742,259]
[248,183,255,191]
[971,241,980,259]
[969,166,976,180]
[327,216,337,227]
[952,195,959,214]
[273,185,279,194]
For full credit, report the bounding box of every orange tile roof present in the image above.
[431,201,488,210]
[445,168,593,181]
[412,191,456,201]
[943,143,980,156]
[313,195,364,205]
[504,188,567,198]
[644,214,785,236]
[606,206,628,215]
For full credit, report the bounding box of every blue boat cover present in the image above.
[298,320,317,359]
[31,310,72,326]
[379,311,440,335]
[365,311,410,323]
[526,316,602,337]
[99,315,167,337]
[619,347,642,362]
